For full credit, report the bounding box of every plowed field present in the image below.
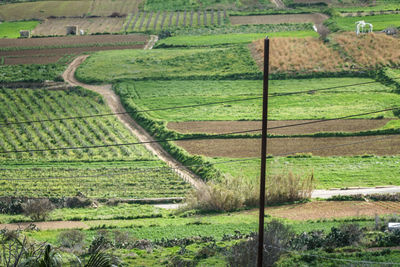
[32,17,125,36]
[229,13,328,25]
[265,201,400,221]
[175,135,400,157]
[0,34,148,65]
[0,34,148,48]
[167,119,390,135]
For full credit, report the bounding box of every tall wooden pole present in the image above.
[257,37,270,267]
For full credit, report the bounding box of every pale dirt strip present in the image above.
[62,55,204,190]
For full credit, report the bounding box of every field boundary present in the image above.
[62,55,205,190]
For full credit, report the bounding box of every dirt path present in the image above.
[313,186,400,199]
[0,221,88,231]
[144,35,159,50]
[270,0,285,8]
[62,55,204,190]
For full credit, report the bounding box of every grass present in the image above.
[156,31,319,48]
[0,63,66,82]
[143,0,271,11]
[0,203,169,224]
[210,155,400,189]
[0,21,39,38]
[114,78,399,121]
[333,14,400,31]
[75,46,261,83]
[0,1,90,21]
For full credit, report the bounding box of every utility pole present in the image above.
[257,36,270,267]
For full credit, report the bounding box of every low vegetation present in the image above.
[76,46,261,83]
[332,14,400,31]
[0,21,39,38]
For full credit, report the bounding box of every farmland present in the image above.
[212,156,400,189]
[332,32,400,68]
[113,78,399,121]
[251,33,400,72]
[0,21,39,39]
[0,34,148,65]
[143,0,273,11]
[125,10,227,32]
[32,17,126,36]
[332,14,400,31]
[0,1,91,21]
[155,31,318,47]
[75,46,261,83]
[2,0,400,265]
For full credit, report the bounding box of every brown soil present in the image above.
[1,44,144,57]
[167,119,391,135]
[32,17,125,36]
[265,201,400,221]
[175,135,400,157]
[63,56,204,190]
[0,221,88,231]
[0,34,148,48]
[229,13,328,25]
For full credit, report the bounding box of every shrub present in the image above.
[375,229,400,247]
[325,224,363,248]
[58,230,85,250]
[266,171,315,204]
[0,197,24,214]
[227,220,294,267]
[88,230,114,254]
[22,199,54,221]
[113,230,134,249]
[65,196,94,208]
[292,230,326,250]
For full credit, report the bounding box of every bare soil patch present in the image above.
[32,17,125,36]
[89,0,143,17]
[167,119,390,135]
[0,221,88,231]
[0,34,148,48]
[266,201,400,221]
[229,13,328,25]
[175,135,400,157]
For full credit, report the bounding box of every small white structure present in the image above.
[388,222,400,231]
[79,29,84,35]
[355,20,373,35]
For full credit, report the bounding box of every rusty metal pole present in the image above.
[257,36,270,267]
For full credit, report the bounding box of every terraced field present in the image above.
[0,86,190,198]
[125,10,226,32]
[0,34,148,65]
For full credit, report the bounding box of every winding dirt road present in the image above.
[62,55,204,190]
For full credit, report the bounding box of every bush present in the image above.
[227,220,294,267]
[22,199,54,221]
[375,229,400,247]
[58,230,85,250]
[88,230,113,254]
[292,230,326,250]
[0,197,24,214]
[113,230,134,249]
[65,196,93,208]
[325,224,363,248]
[266,171,315,204]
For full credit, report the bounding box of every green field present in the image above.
[114,78,399,121]
[333,14,400,31]
[211,156,400,189]
[0,21,39,38]
[144,0,272,11]
[156,31,318,47]
[0,87,190,198]
[75,46,261,83]
[0,63,67,82]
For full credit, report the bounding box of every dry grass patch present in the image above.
[333,32,400,68]
[251,37,347,73]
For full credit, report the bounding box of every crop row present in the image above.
[0,166,190,198]
[0,87,153,161]
[125,9,228,32]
